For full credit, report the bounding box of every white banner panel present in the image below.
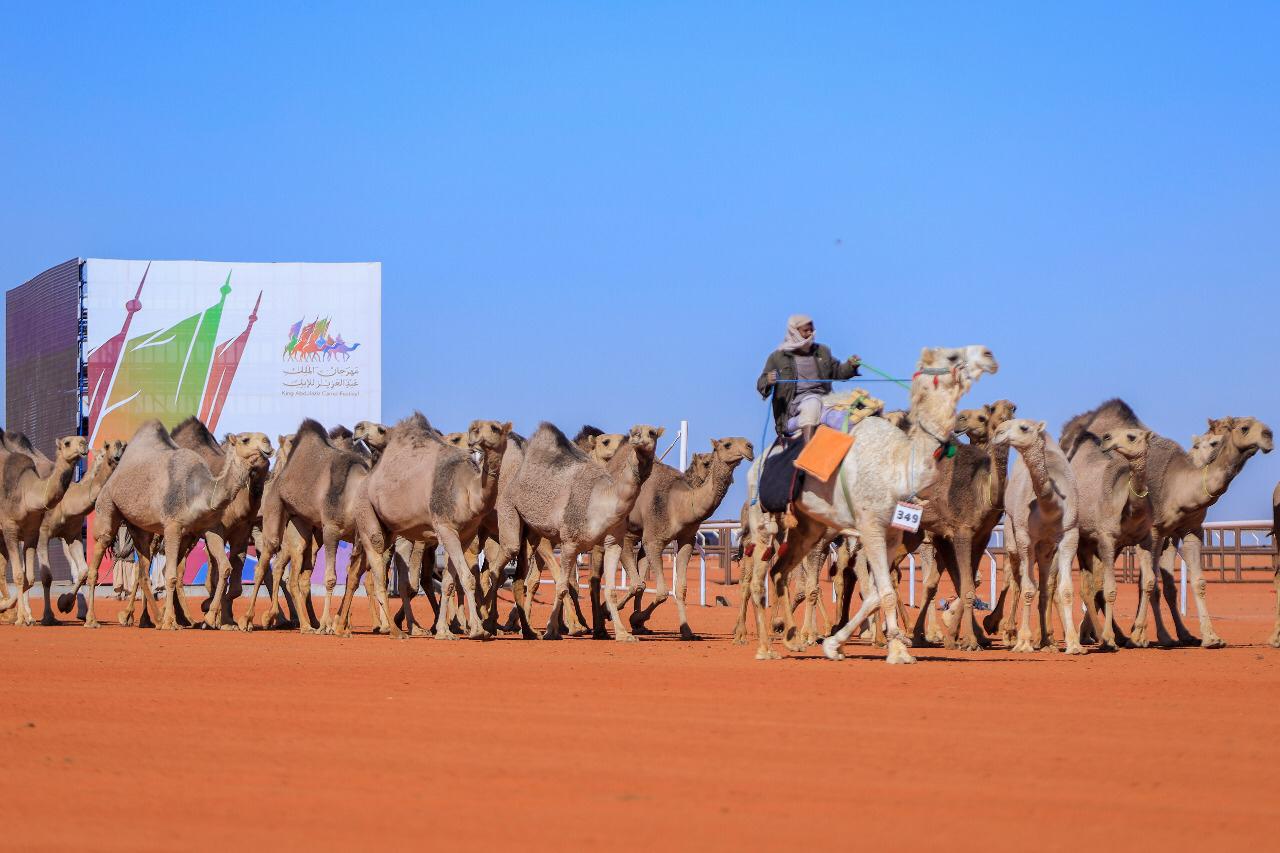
[82,259,381,447]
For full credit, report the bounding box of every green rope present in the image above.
[855,359,912,391]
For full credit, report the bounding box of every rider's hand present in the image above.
[767,370,778,385]
[847,355,862,376]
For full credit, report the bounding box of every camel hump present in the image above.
[529,422,591,464]
[1,450,36,493]
[391,412,445,447]
[171,416,221,454]
[129,420,178,450]
[573,424,604,449]
[295,418,332,446]
[1060,398,1143,457]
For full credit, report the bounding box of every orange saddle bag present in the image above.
[794,424,855,483]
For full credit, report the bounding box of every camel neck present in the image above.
[209,453,252,514]
[606,443,646,505]
[60,459,110,516]
[37,459,77,511]
[1201,438,1252,502]
[1020,439,1056,504]
[1126,452,1149,501]
[691,456,736,519]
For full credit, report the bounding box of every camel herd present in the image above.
[1,343,1277,664]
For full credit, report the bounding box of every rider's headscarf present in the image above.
[778,314,815,353]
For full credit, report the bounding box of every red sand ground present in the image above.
[4,577,1279,852]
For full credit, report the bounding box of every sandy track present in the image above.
[3,581,1278,851]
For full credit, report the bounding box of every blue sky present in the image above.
[2,2,1277,519]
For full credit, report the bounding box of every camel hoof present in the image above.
[40,612,59,626]
[679,628,702,642]
[956,639,981,653]
[468,630,493,642]
[219,622,240,631]
[56,593,77,614]
[540,629,562,641]
[755,648,782,660]
[614,632,639,643]
[1063,643,1086,655]
[886,641,916,664]
[1096,639,1118,652]
[117,611,134,627]
[1268,632,1280,649]
[1201,635,1226,649]
[732,634,748,646]
[436,631,459,641]
[157,622,180,632]
[1012,638,1035,653]
[82,620,100,630]
[822,638,845,661]
[238,617,254,632]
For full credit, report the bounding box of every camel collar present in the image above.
[916,420,958,460]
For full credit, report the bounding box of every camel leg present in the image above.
[1154,540,1198,645]
[202,532,235,630]
[1077,546,1100,646]
[362,533,402,640]
[37,533,59,626]
[58,538,90,619]
[333,549,366,637]
[155,528,183,630]
[542,541,575,641]
[1179,533,1224,648]
[363,569,390,633]
[435,528,488,640]
[560,548,589,635]
[668,540,699,641]
[315,530,341,634]
[3,531,34,627]
[632,537,672,631]
[731,548,755,645]
[1036,546,1058,650]
[1093,540,1118,651]
[614,534,646,614]
[795,548,822,646]
[239,537,278,631]
[598,540,637,643]
[911,547,943,645]
[950,535,981,651]
[756,519,824,658]
[397,539,432,637]
[823,523,913,664]
[1009,531,1037,653]
[1056,530,1084,654]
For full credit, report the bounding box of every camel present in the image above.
[38,441,127,624]
[1061,401,1273,648]
[492,422,661,641]
[83,422,270,630]
[744,344,997,663]
[360,414,510,639]
[617,436,753,639]
[0,433,88,625]
[168,417,269,629]
[1188,431,1224,467]
[907,398,1017,650]
[1270,481,1279,648]
[1068,424,1153,650]
[249,419,388,636]
[736,388,888,650]
[324,424,394,633]
[991,419,1083,654]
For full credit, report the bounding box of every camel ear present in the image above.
[1036,420,1047,434]
[502,421,512,435]
[919,347,936,365]
[656,427,665,439]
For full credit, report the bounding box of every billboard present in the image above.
[83,258,381,450]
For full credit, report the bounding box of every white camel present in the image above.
[744,344,998,664]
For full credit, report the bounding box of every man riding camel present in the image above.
[757,314,861,443]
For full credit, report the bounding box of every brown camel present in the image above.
[83,422,270,630]
[169,417,269,629]
[361,414,510,639]
[617,436,753,639]
[0,433,88,625]
[492,422,661,641]
[907,399,1017,650]
[1068,424,1154,650]
[1061,401,1273,648]
[247,419,388,636]
[39,441,127,624]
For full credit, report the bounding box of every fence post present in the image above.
[679,420,688,472]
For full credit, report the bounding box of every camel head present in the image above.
[101,439,127,468]
[1188,432,1224,467]
[710,437,754,466]
[954,408,991,443]
[589,433,627,464]
[1099,427,1151,461]
[685,452,714,486]
[443,432,468,449]
[916,345,998,387]
[55,435,89,466]
[1216,416,1274,457]
[986,400,1017,428]
[991,418,1047,451]
[353,421,389,455]
[227,432,274,470]
[467,420,512,452]
[627,425,664,457]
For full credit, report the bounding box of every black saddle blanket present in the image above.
[759,440,806,514]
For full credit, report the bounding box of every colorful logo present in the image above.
[86,265,260,445]
[283,317,361,361]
